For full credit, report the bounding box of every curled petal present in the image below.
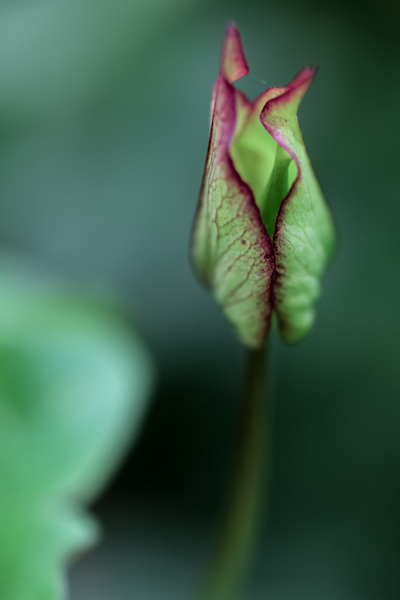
[260,69,336,343]
[192,25,275,348]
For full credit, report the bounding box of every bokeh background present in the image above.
[0,0,399,598]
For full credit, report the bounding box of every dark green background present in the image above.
[0,0,399,597]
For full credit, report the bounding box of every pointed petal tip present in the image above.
[284,66,317,103]
[259,65,317,124]
[220,23,249,84]
[290,65,317,89]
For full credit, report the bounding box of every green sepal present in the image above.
[260,69,336,343]
[192,25,275,349]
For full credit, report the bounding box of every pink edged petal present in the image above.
[220,23,249,84]
[192,27,275,349]
[260,68,336,343]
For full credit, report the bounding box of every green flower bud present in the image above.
[192,24,335,348]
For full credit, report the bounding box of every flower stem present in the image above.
[199,344,271,600]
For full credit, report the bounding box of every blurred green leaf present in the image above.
[0,256,154,600]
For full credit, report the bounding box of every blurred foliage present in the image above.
[0,256,154,599]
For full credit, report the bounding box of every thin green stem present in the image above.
[199,344,272,600]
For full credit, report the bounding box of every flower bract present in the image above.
[192,24,335,348]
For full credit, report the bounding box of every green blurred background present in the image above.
[0,0,399,598]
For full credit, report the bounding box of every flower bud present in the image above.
[192,24,335,347]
